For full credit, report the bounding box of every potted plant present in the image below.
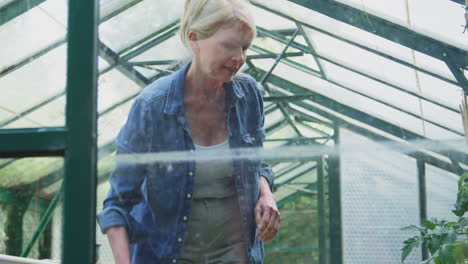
[401,93,468,263]
[401,173,468,264]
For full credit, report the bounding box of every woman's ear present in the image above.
[188,30,199,53]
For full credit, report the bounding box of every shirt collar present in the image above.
[163,62,245,115]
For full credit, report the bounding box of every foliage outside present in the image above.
[401,173,468,264]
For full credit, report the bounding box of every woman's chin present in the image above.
[216,73,235,83]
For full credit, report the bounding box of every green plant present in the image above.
[401,173,468,264]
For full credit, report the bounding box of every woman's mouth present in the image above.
[225,67,237,74]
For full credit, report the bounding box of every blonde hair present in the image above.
[180,0,257,47]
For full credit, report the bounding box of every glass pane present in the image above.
[0,1,66,71]
[101,0,140,19]
[266,162,321,263]
[253,56,432,137]
[253,0,458,85]
[0,45,66,128]
[251,5,296,31]
[0,157,64,262]
[340,128,421,263]
[426,164,458,222]
[130,36,189,79]
[335,0,467,51]
[304,28,420,95]
[0,0,67,129]
[99,0,183,53]
[407,0,467,51]
[0,0,14,8]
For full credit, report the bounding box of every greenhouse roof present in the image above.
[0,0,467,204]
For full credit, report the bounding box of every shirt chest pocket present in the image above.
[240,129,265,175]
[241,128,265,147]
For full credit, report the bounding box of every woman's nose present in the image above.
[232,50,245,65]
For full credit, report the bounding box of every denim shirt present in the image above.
[97,63,274,264]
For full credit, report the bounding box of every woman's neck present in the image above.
[185,63,225,105]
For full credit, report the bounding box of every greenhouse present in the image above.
[0,0,467,263]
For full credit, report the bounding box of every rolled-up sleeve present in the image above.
[259,163,274,190]
[97,97,152,242]
[255,81,275,191]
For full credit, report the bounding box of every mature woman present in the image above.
[97,0,280,263]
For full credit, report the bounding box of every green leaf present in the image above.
[458,217,468,229]
[428,234,444,255]
[458,174,468,189]
[422,219,436,230]
[420,257,434,264]
[445,229,458,244]
[438,243,457,264]
[454,174,468,217]
[452,241,466,264]
[401,225,423,232]
[431,250,441,264]
[402,236,422,263]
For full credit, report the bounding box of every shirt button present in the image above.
[172,259,177,263]
[188,171,193,176]
[252,137,256,142]
[187,193,192,199]
[183,216,188,221]
[178,237,183,243]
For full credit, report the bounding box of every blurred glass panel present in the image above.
[422,121,462,140]
[408,0,467,51]
[318,61,422,115]
[418,70,462,110]
[0,109,14,123]
[0,1,66,71]
[265,108,285,129]
[253,0,459,87]
[334,0,467,51]
[0,157,63,262]
[266,159,321,262]
[97,69,141,112]
[426,164,458,222]
[0,157,62,187]
[335,0,408,26]
[303,28,420,95]
[251,5,296,31]
[288,53,321,73]
[101,0,141,19]
[0,0,14,8]
[99,0,183,53]
[268,124,299,141]
[253,57,433,138]
[98,57,110,72]
[130,36,187,63]
[4,96,65,129]
[289,104,333,126]
[340,128,421,263]
[420,100,464,137]
[97,100,133,146]
[413,51,456,83]
[0,45,66,128]
[130,36,189,79]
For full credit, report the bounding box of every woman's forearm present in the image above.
[259,176,272,197]
[106,226,131,264]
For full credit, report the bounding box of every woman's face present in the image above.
[191,21,254,82]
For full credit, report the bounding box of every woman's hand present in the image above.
[255,177,280,242]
